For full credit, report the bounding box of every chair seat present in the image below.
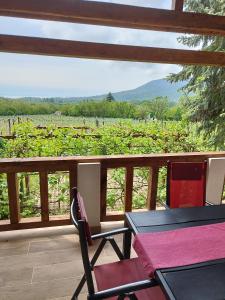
[94,257,166,300]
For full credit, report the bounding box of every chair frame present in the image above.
[71,187,157,300]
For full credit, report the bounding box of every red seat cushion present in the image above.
[168,162,206,208]
[94,257,166,300]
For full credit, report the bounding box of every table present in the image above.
[124,204,225,300]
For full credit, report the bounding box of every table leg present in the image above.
[123,221,132,259]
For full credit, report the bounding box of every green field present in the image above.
[0,115,136,135]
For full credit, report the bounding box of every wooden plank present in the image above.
[147,166,159,210]
[0,152,225,173]
[0,0,224,36]
[7,173,20,224]
[172,0,184,11]
[39,171,49,222]
[125,167,134,212]
[100,165,107,222]
[0,218,71,231]
[102,214,124,222]
[0,34,224,67]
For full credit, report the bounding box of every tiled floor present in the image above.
[0,222,129,300]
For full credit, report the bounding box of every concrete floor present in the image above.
[0,222,129,300]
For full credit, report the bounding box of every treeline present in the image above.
[0,97,183,120]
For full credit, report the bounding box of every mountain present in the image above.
[68,79,185,103]
[8,78,185,103]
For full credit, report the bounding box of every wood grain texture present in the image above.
[0,0,224,36]
[172,0,184,11]
[0,34,224,66]
[39,171,49,222]
[147,166,159,210]
[7,173,20,224]
[125,167,134,212]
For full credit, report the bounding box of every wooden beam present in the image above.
[0,34,224,66]
[0,0,224,36]
[172,0,184,12]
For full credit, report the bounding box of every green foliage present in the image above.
[0,97,182,121]
[168,0,225,149]
[105,92,115,102]
[0,119,210,218]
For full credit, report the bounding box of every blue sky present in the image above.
[0,0,189,98]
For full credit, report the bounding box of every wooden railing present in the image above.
[0,151,224,231]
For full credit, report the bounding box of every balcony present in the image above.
[0,152,224,299]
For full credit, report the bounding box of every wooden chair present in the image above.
[71,187,165,300]
[166,161,207,208]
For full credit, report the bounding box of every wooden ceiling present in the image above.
[0,0,224,66]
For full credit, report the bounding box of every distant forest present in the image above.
[0,96,183,120]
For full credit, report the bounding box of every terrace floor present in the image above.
[0,222,135,300]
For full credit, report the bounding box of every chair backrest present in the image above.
[206,158,225,205]
[71,187,95,295]
[71,187,92,246]
[167,161,207,208]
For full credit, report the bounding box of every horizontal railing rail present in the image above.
[0,151,224,231]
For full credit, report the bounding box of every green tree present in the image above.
[149,97,169,120]
[168,0,225,149]
[106,92,115,102]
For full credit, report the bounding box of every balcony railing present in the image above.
[0,151,224,232]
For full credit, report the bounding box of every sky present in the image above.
[0,0,190,98]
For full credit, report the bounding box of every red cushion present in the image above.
[94,257,166,300]
[168,162,206,208]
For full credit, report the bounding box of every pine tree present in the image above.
[106,92,115,102]
[168,0,225,149]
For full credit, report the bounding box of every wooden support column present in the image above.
[125,167,134,212]
[172,0,184,12]
[100,165,107,222]
[7,172,20,224]
[39,171,49,222]
[147,166,159,210]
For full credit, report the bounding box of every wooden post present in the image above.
[8,119,11,135]
[171,0,184,11]
[7,172,20,224]
[39,171,49,222]
[147,166,159,210]
[100,165,107,222]
[125,167,134,212]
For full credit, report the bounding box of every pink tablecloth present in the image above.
[133,222,225,277]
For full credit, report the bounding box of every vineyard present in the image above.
[0,118,211,220]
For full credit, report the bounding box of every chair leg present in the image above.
[71,274,86,300]
[117,295,126,300]
[128,292,138,300]
[108,237,124,260]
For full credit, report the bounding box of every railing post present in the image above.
[100,164,107,222]
[147,166,159,210]
[39,171,49,222]
[125,166,134,212]
[78,163,101,233]
[7,172,20,224]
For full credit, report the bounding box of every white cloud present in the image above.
[0,0,185,97]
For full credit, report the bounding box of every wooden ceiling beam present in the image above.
[0,34,224,66]
[0,0,224,36]
[172,0,184,12]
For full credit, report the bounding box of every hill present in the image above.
[82,79,184,102]
[5,78,185,103]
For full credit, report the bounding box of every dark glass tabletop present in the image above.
[125,205,225,300]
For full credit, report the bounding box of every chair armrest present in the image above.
[91,227,130,240]
[90,279,158,299]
